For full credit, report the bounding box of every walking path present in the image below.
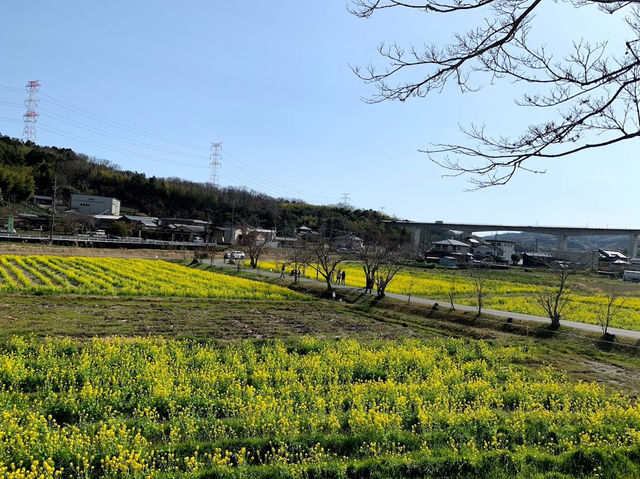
[208,259,640,341]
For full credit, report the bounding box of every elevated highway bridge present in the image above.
[385,221,640,257]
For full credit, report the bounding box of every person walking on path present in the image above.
[280,263,286,279]
[341,270,346,286]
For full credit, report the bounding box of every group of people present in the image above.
[280,263,304,279]
[278,263,346,285]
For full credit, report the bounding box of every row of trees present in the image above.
[459,261,625,338]
[241,235,626,338]
[239,229,411,298]
[236,225,625,337]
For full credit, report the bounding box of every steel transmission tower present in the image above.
[22,80,41,142]
[210,142,222,188]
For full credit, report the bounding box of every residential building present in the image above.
[429,239,472,263]
[71,194,121,215]
[335,234,364,250]
[471,239,516,263]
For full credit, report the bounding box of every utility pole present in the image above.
[49,177,57,245]
[230,202,235,246]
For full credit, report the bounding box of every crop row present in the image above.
[0,255,304,301]
[0,336,638,478]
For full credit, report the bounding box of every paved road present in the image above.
[207,259,640,341]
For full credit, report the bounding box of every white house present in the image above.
[71,194,120,215]
[473,239,516,262]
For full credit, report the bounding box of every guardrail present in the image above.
[0,233,216,249]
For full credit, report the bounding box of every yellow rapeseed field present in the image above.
[0,336,638,478]
[258,260,640,330]
[0,255,304,301]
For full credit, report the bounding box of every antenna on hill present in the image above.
[340,193,351,208]
[210,142,222,189]
[22,80,40,142]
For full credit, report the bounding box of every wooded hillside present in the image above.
[0,135,398,237]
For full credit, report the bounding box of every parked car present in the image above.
[106,234,121,240]
[224,251,245,260]
[191,236,204,244]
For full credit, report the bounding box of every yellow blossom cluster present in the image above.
[0,336,639,477]
[0,255,304,301]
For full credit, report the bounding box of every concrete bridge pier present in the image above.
[413,227,422,249]
[558,233,569,252]
[629,233,639,258]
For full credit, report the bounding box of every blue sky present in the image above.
[0,1,637,228]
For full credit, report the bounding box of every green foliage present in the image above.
[0,164,35,202]
[106,220,129,237]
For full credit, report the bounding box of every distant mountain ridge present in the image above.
[492,232,630,253]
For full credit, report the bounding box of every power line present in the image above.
[0,83,338,203]
[37,124,206,169]
[39,107,206,160]
[221,150,336,201]
[40,92,208,151]
[0,101,23,109]
[0,85,23,93]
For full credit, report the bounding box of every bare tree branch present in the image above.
[351,0,640,186]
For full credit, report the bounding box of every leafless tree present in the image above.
[283,242,311,284]
[355,234,393,293]
[239,225,270,269]
[356,243,382,293]
[448,276,456,310]
[537,262,574,328]
[470,266,489,315]
[596,284,626,337]
[308,240,346,291]
[374,247,409,297]
[351,0,640,187]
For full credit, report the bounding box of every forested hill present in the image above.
[0,135,393,234]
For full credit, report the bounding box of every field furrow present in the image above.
[0,255,305,301]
